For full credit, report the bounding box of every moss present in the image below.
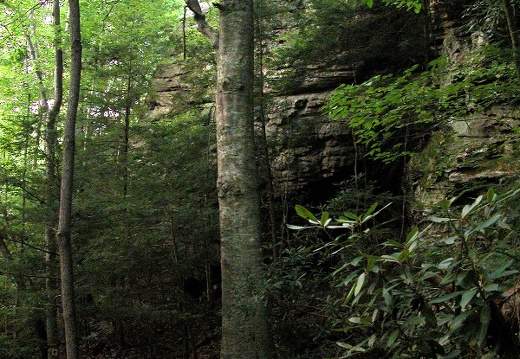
[408,128,456,189]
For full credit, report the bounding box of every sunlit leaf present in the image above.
[354,272,366,296]
[295,204,319,224]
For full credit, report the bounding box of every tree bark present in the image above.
[184,1,274,357]
[216,2,273,358]
[45,1,63,356]
[56,1,82,358]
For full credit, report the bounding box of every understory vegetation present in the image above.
[285,187,520,358]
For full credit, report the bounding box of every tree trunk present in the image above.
[216,2,273,358]
[184,0,274,357]
[56,1,82,358]
[45,1,63,356]
[254,0,278,261]
[502,0,520,82]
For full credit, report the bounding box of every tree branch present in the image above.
[184,0,219,48]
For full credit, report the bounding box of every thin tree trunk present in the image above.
[254,0,278,261]
[502,0,520,82]
[23,4,63,355]
[45,0,64,356]
[122,74,132,197]
[56,1,82,358]
[216,2,273,358]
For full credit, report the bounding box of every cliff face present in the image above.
[265,0,519,205]
[151,0,519,207]
[265,92,354,197]
[409,105,520,208]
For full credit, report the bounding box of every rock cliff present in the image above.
[150,0,519,209]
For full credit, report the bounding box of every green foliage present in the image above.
[290,188,520,358]
[0,1,218,356]
[267,233,346,358]
[326,65,436,163]
[72,109,219,356]
[270,180,399,358]
[326,44,520,163]
[464,0,512,40]
[268,0,427,94]
[361,0,422,13]
[271,0,357,64]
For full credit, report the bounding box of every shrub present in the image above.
[290,188,520,358]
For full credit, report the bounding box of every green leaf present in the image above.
[387,330,399,346]
[437,257,455,269]
[438,198,453,210]
[485,188,496,202]
[385,239,404,248]
[348,316,370,324]
[381,254,400,262]
[428,215,453,223]
[478,304,491,347]
[368,333,376,347]
[354,272,366,296]
[460,287,477,309]
[430,291,463,304]
[483,283,500,292]
[336,341,352,350]
[295,205,319,224]
[362,202,392,222]
[366,255,378,272]
[497,219,512,230]
[350,256,364,266]
[286,224,312,230]
[361,202,378,221]
[341,212,360,221]
[441,236,458,245]
[461,195,483,218]
[397,249,410,262]
[343,283,357,305]
[406,226,419,244]
[320,212,332,227]
[450,311,473,331]
[382,287,392,308]
[476,213,501,230]
[488,260,515,280]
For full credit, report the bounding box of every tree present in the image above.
[501,0,520,82]
[56,0,82,357]
[184,1,273,357]
[34,1,63,355]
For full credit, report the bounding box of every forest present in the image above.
[0,0,519,358]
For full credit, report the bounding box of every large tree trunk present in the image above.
[216,2,273,358]
[184,0,274,357]
[56,1,82,358]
